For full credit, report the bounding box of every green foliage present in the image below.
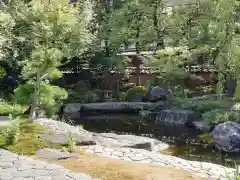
[225,162,240,180]
[202,109,240,126]
[0,118,61,155]
[118,91,126,101]
[0,101,27,116]
[0,0,92,119]
[125,86,147,102]
[0,67,6,79]
[1,115,21,145]
[173,98,224,113]
[48,69,63,80]
[67,132,75,153]
[67,89,100,103]
[13,84,68,117]
[84,91,100,103]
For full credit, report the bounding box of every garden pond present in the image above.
[75,114,240,168]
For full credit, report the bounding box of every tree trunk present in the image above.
[29,71,40,121]
[135,21,141,86]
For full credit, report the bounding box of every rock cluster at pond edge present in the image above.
[210,121,240,152]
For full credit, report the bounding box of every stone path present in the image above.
[34,118,236,180]
[79,145,234,180]
[0,149,100,180]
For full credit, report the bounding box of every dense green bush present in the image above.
[125,86,147,102]
[12,84,68,117]
[0,102,27,116]
[202,109,240,126]
[118,91,126,101]
[84,91,100,103]
[173,98,224,113]
[67,89,101,103]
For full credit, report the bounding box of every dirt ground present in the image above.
[46,153,212,180]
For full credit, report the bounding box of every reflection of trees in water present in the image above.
[79,115,240,168]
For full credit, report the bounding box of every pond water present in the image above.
[75,114,240,168]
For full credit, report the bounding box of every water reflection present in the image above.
[76,114,240,168]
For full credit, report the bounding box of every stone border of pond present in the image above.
[34,118,236,180]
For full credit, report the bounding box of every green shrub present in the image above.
[0,102,27,116]
[84,91,99,103]
[0,118,62,155]
[202,109,240,126]
[13,84,68,117]
[125,86,147,102]
[226,163,240,180]
[1,115,21,145]
[118,91,126,101]
[173,98,224,113]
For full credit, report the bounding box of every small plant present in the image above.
[78,124,84,130]
[203,109,240,126]
[118,91,126,101]
[226,163,240,180]
[125,86,147,102]
[1,115,21,145]
[67,132,76,153]
[173,98,224,113]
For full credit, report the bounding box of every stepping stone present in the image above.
[36,148,80,160]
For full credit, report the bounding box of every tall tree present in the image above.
[0,0,92,120]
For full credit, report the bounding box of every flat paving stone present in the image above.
[0,149,100,180]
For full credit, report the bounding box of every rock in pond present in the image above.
[156,109,201,125]
[192,121,211,133]
[80,102,165,114]
[63,103,82,119]
[139,110,156,119]
[149,86,170,102]
[92,133,169,152]
[210,121,240,152]
[232,103,240,111]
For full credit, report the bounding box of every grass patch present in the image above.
[0,118,62,155]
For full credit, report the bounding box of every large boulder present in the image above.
[149,86,170,102]
[80,102,165,114]
[156,109,201,125]
[62,103,82,119]
[210,121,240,152]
